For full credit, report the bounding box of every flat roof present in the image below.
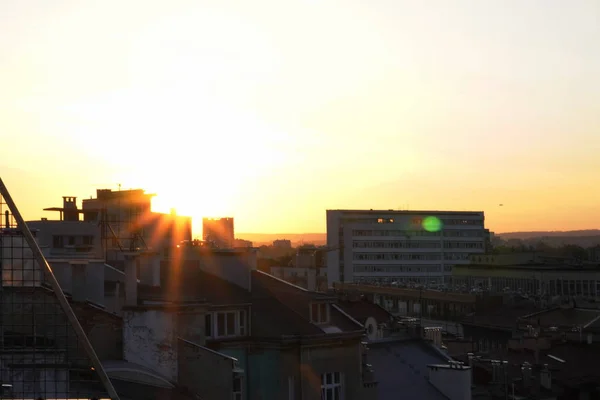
[328,209,484,215]
[43,207,101,213]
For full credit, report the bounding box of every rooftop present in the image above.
[335,297,393,325]
[464,303,542,330]
[368,340,450,400]
[457,342,600,389]
[140,265,363,339]
[520,307,600,330]
[141,267,251,305]
[328,209,484,216]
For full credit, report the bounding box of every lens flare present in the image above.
[422,216,443,232]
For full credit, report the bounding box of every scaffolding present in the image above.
[0,178,119,400]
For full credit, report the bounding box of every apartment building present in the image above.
[326,209,488,287]
[146,243,378,400]
[202,217,234,248]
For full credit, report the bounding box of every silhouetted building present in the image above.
[202,217,234,248]
[273,239,292,249]
[233,238,253,248]
[81,189,191,263]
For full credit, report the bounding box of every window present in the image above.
[232,374,243,400]
[205,313,213,338]
[288,376,295,400]
[82,235,94,245]
[68,236,76,246]
[321,372,343,400]
[310,302,329,324]
[52,235,64,248]
[206,310,247,338]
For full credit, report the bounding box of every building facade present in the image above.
[453,261,600,300]
[143,243,378,399]
[326,210,487,287]
[202,217,234,248]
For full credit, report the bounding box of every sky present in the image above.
[1,0,599,236]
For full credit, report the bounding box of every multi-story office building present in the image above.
[202,217,234,248]
[326,209,488,287]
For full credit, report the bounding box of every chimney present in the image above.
[521,362,532,387]
[63,197,79,221]
[540,365,552,390]
[124,253,138,306]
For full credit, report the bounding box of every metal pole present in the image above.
[0,178,120,400]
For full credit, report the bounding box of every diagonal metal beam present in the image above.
[0,177,120,400]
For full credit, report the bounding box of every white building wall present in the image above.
[326,210,486,287]
[27,220,102,258]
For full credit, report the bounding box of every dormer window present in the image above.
[310,302,330,325]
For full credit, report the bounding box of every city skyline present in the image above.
[2,0,599,235]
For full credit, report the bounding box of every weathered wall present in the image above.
[215,339,368,400]
[176,311,206,345]
[122,309,178,381]
[299,341,364,400]
[177,339,234,399]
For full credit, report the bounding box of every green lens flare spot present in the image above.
[422,216,443,232]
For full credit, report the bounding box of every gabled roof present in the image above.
[250,271,361,336]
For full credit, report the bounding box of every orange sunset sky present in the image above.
[1,0,599,236]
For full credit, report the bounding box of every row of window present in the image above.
[205,310,247,339]
[352,240,484,249]
[352,229,485,238]
[353,230,442,237]
[353,241,442,249]
[52,235,94,248]
[354,265,444,273]
[353,252,473,261]
[444,242,484,249]
[443,219,483,226]
[354,253,442,261]
[356,276,446,284]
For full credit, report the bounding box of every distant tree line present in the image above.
[491,238,600,262]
